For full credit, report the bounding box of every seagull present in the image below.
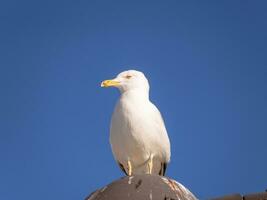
[101,70,171,176]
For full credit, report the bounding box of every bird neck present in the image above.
[120,89,150,101]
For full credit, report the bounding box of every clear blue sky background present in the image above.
[0,1,266,199]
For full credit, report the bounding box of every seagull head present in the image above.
[101,70,149,93]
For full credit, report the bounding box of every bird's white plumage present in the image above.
[102,70,170,175]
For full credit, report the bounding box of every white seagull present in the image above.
[101,70,171,176]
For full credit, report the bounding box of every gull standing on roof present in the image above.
[101,70,171,176]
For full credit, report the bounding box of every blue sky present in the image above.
[0,0,267,199]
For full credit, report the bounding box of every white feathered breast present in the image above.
[110,90,170,174]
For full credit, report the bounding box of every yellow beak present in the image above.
[101,79,120,87]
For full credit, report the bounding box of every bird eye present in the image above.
[125,75,132,79]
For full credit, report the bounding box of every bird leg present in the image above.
[127,160,132,176]
[148,154,154,174]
